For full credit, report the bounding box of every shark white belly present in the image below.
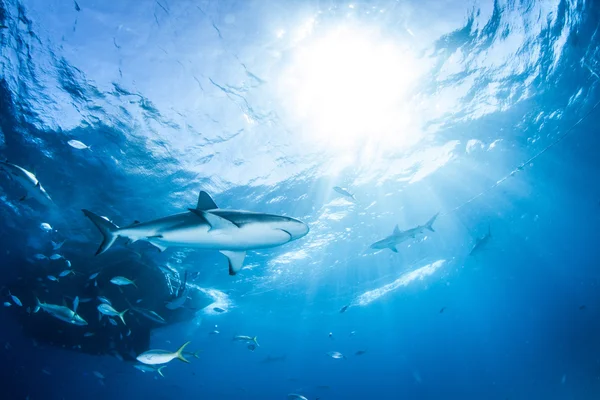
[151,220,292,251]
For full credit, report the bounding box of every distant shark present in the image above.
[370,212,439,253]
[83,191,309,275]
[0,161,53,205]
[469,225,491,256]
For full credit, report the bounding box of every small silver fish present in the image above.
[34,254,48,260]
[47,275,59,282]
[58,270,74,277]
[209,330,220,335]
[68,139,92,150]
[213,307,225,313]
[133,364,167,377]
[108,318,117,326]
[40,223,52,232]
[9,291,22,307]
[97,304,127,325]
[83,332,95,337]
[288,394,308,400]
[326,351,346,359]
[136,341,191,366]
[88,272,99,280]
[110,276,137,287]
[73,296,79,313]
[3,302,11,307]
[65,260,72,268]
[97,296,112,305]
[333,186,356,200]
[49,254,63,260]
[93,371,104,379]
[233,336,259,346]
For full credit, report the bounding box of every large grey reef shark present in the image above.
[370,212,439,253]
[82,191,309,275]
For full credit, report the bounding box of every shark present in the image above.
[469,225,491,255]
[370,212,439,253]
[0,161,53,205]
[82,191,309,275]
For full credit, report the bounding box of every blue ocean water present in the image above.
[1,0,600,398]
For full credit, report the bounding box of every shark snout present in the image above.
[283,218,309,240]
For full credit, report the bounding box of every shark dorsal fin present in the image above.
[393,225,400,235]
[196,191,218,210]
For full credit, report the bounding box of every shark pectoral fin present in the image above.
[220,250,246,275]
[196,191,218,210]
[148,240,167,252]
[189,209,238,231]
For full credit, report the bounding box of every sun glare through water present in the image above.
[279,24,425,159]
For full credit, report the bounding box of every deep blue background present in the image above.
[1,0,600,399]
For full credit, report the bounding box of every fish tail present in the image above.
[176,341,191,363]
[193,351,201,359]
[34,297,41,313]
[253,336,260,347]
[119,309,128,325]
[81,209,120,255]
[157,366,166,377]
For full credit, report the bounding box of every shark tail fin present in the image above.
[157,366,166,377]
[118,309,128,325]
[82,209,120,255]
[253,336,260,347]
[176,341,191,363]
[425,212,440,232]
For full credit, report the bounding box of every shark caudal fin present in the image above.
[176,341,191,363]
[425,212,440,232]
[82,210,120,255]
[253,336,260,347]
